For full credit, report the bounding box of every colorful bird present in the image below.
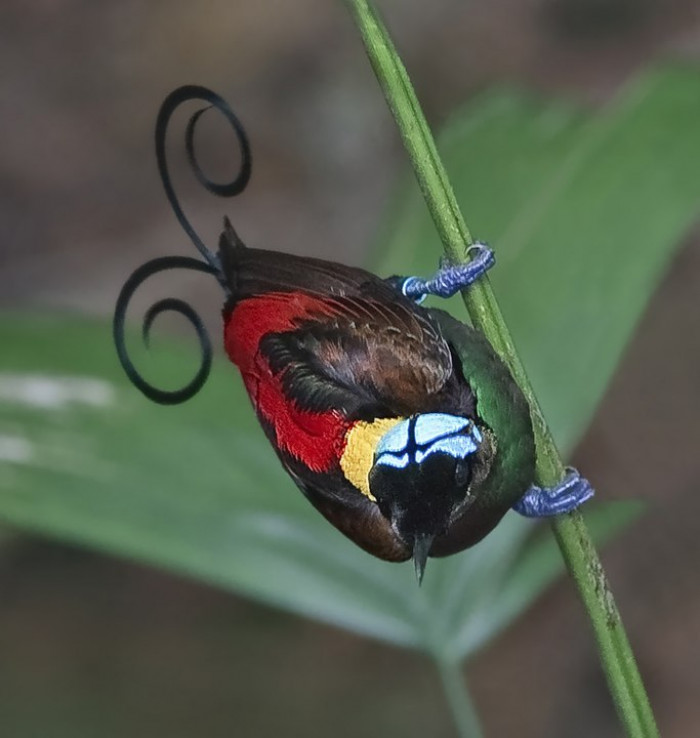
[113,86,593,581]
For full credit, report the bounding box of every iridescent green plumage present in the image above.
[427,309,535,557]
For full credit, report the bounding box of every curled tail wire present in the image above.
[113,85,251,405]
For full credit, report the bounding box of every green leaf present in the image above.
[376,66,700,454]
[1,66,697,659]
[446,501,645,658]
[0,317,639,659]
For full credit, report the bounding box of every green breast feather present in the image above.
[430,309,536,522]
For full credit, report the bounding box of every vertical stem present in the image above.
[550,512,658,736]
[342,1,660,737]
[436,658,485,738]
[343,0,474,260]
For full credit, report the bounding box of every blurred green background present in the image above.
[1,1,699,736]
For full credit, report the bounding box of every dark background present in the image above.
[1,1,699,735]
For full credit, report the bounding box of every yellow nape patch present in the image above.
[340,417,405,501]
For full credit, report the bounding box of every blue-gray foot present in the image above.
[389,243,495,302]
[513,467,594,518]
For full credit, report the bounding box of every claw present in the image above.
[392,242,495,303]
[513,467,594,518]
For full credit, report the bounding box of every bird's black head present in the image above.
[368,414,482,582]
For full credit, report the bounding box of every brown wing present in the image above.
[261,294,455,417]
[220,221,457,419]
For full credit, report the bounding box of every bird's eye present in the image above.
[454,459,471,488]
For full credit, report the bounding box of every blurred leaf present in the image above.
[0,523,18,549]
[376,66,700,454]
[1,66,698,659]
[445,501,645,658]
[0,317,642,658]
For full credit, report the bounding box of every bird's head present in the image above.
[369,413,482,582]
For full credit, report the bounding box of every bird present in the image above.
[216,220,537,581]
[113,85,593,582]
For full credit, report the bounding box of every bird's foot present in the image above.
[513,467,594,518]
[389,243,495,303]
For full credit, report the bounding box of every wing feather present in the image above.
[220,224,456,418]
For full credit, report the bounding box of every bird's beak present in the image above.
[412,534,435,585]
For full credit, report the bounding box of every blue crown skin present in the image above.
[375,414,482,470]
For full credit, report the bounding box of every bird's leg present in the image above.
[513,467,594,517]
[387,243,495,303]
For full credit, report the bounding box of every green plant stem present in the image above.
[343,1,659,736]
[436,659,484,738]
